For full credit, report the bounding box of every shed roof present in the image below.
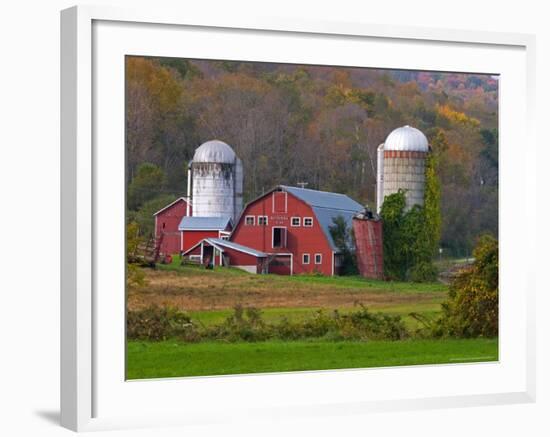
[182,237,267,258]
[206,238,267,257]
[178,216,232,231]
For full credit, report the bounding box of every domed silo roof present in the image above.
[384,125,429,152]
[193,140,236,163]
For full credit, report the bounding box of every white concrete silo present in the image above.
[376,125,429,213]
[188,140,243,222]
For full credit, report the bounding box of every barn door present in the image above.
[268,255,292,275]
[272,191,287,213]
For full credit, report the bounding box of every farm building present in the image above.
[153,139,241,256]
[178,216,233,254]
[184,185,366,276]
[153,197,192,256]
[156,125,428,276]
[182,238,268,272]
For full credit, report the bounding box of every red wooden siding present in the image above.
[352,217,384,279]
[222,247,265,273]
[230,191,334,275]
[182,230,220,253]
[154,198,191,255]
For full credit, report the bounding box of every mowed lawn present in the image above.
[128,260,447,329]
[127,338,498,379]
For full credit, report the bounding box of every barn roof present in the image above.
[153,197,189,216]
[279,186,363,252]
[311,207,359,252]
[178,216,232,231]
[280,186,363,212]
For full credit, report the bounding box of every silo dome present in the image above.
[384,125,429,152]
[193,140,237,163]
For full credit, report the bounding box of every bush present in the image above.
[127,304,410,342]
[127,305,199,341]
[206,305,272,342]
[409,262,438,282]
[433,235,498,338]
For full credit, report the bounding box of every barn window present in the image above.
[245,216,255,226]
[304,217,313,227]
[162,222,166,229]
[272,227,286,248]
[258,216,268,226]
[291,217,301,227]
[315,253,322,264]
[302,253,310,264]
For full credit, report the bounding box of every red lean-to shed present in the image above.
[183,238,268,273]
[153,197,192,256]
[229,185,364,276]
[178,216,233,254]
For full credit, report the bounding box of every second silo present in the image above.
[376,125,429,212]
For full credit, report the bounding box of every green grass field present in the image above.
[127,338,498,379]
[187,302,442,330]
[127,259,495,379]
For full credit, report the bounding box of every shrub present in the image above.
[127,305,199,341]
[128,304,410,343]
[337,306,408,340]
[206,305,272,342]
[433,235,498,338]
[409,262,438,283]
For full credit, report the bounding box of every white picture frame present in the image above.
[60,5,536,432]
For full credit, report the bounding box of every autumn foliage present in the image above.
[435,235,499,337]
[125,56,498,255]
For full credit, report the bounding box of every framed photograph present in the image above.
[61,5,536,432]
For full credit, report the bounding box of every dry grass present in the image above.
[127,267,446,312]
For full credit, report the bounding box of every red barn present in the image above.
[228,185,364,276]
[178,216,233,254]
[154,197,191,255]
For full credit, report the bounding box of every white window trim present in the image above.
[291,216,301,227]
[245,215,255,226]
[304,217,314,227]
[302,253,310,264]
[315,253,322,264]
[258,215,268,226]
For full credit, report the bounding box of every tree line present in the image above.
[126,56,498,256]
